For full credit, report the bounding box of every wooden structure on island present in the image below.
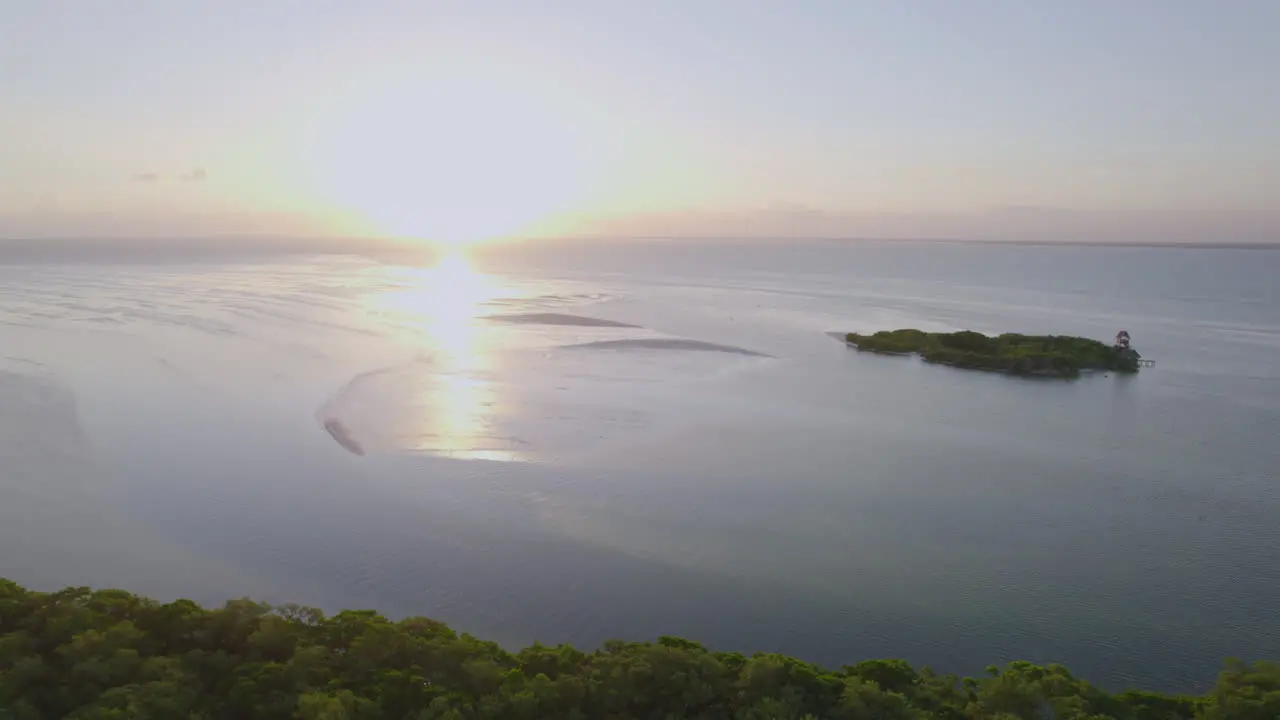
[1115,330,1155,367]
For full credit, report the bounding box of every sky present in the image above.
[2,0,1278,244]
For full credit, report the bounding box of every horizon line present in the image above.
[1,235,1277,251]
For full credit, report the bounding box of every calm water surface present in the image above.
[1,239,1277,690]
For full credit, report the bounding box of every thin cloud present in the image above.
[131,172,159,183]
[181,168,207,182]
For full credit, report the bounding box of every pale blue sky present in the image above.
[2,1,1277,242]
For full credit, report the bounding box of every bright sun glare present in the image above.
[370,251,522,461]
[303,61,608,246]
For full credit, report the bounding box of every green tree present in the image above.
[0,579,1271,719]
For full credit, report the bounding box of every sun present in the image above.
[299,60,609,247]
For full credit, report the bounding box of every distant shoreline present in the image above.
[586,236,1280,250]
[825,237,1280,250]
[0,235,1276,253]
[848,238,1277,250]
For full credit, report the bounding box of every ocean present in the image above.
[1,238,1277,691]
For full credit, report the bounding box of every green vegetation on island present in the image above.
[2,580,1276,719]
[844,329,1141,377]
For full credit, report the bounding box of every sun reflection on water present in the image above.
[368,250,523,462]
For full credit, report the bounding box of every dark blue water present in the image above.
[1,239,1277,691]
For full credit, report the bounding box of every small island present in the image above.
[844,329,1142,378]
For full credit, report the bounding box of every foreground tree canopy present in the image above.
[844,330,1141,377]
[1,581,1276,719]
